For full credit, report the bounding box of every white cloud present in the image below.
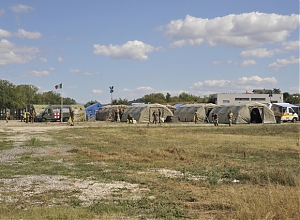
[93,40,155,60]
[0,39,38,66]
[268,56,300,70]
[239,48,274,58]
[92,90,103,94]
[281,41,299,51]
[26,70,50,77]
[49,67,55,71]
[40,57,47,62]
[0,29,11,37]
[69,69,80,73]
[0,9,5,16]
[190,75,277,93]
[10,4,33,13]
[212,60,223,65]
[164,12,299,48]
[118,86,155,100]
[237,76,277,85]
[16,29,42,39]
[136,86,155,92]
[58,56,65,62]
[241,60,256,66]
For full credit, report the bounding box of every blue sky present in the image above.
[0,0,299,104]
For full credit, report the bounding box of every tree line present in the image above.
[1,80,299,109]
[0,80,76,110]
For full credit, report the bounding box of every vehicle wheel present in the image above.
[291,117,297,123]
[63,117,69,122]
[41,118,46,122]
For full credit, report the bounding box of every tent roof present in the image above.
[272,103,298,108]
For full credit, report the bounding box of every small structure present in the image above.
[121,103,173,123]
[174,103,216,122]
[210,93,283,105]
[85,103,103,121]
[209,102,276,124]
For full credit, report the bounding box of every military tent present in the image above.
[121,103,173,123]
[209,102,276,124]
[96,105,128,121]
[174,103,216,122]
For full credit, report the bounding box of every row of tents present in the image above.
[93,102,277,124]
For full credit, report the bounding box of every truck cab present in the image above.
[35,105,71,122]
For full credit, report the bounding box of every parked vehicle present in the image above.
[35,105,72,122]
[269,103,299,123]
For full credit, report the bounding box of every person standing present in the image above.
[212,113,218,126]
[5,110,9,123]
[194,110,199,124]
[158,109,162,123]
[31,109,36,123]
[119,109,123,121]
[228,110,234,126]
[69,109,74,126]
[152,110,158,124]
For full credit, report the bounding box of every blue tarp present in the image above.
[273,103,298,108]
[85,103,103,116]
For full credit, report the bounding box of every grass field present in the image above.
[0,121,299,219]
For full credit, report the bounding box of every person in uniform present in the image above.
[31,109,36,123]
[212,113,218,126]
[5,110,9,123]
[152,110,158,124]
[158,109,162,123]
[127,114,133,124]
[228,110,234,126]
[69,109,74,126]
[194,110,199,124]
[26,111,31,123]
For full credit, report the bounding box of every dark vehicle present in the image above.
[35,105,71,122]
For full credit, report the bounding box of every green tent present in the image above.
[121,104,173,123]
[209,102,276,124]
[174,103,216,122]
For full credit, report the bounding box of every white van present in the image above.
[269,103,299,123]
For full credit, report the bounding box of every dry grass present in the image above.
[0,121,299,219]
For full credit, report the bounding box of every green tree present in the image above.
[141,93,166,104]
[112,98,129,105]
[84,100,99,108]
[178,92,201,102]
[166,93,171,102]
[272,88,281,94]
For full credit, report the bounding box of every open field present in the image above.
[0,120,299,219]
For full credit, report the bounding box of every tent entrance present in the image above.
[250,108,263,123]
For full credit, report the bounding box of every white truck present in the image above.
[269,103,299,123]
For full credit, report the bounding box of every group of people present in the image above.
[152,109,162,124]
[193,110,234,126]
[114,108,124,122]
[21,109,36,123]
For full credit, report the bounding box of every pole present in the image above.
[61,83,63,122]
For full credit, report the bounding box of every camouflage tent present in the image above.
[208,102,276,124]
[72,104,86,121]
[174,103,216,122]
[96,105,128,121]
[121,103,173,123]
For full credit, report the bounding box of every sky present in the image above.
[0,0,299,104]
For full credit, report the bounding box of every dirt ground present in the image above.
[0,120,150,207]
